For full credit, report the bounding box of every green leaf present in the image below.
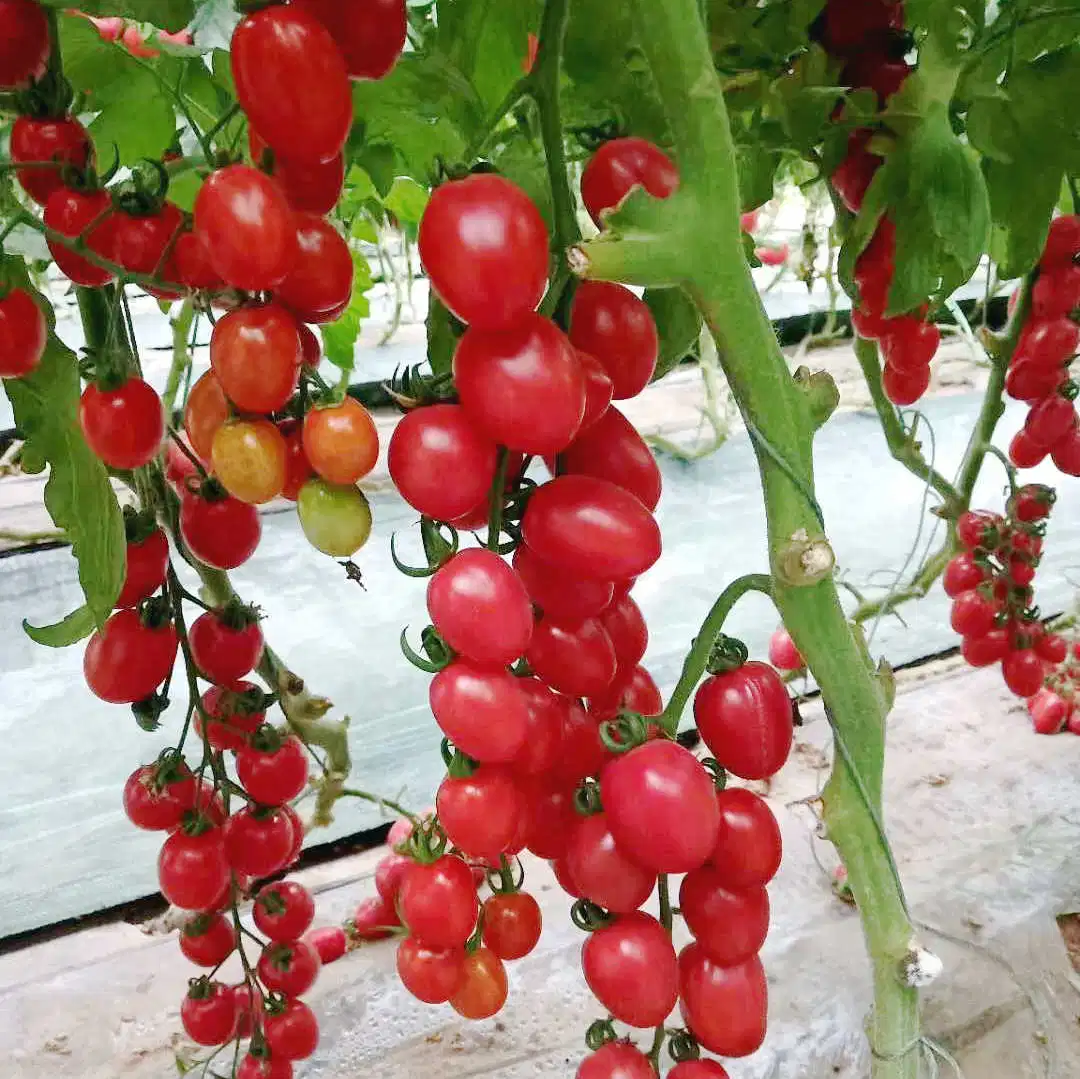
[167,170,204,213]
[426,294,459,377]
[90,68,176,165]
[382,177,430,225]
[985,160,1062,279]
[350,215,379,243]
[23,606,96,649]
[320,249,374,372]
[41,0,193,32]
[646,287,702,381]
[707,0,826,72]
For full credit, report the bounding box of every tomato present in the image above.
[512,543,614,627]
[0,286,46,378]
[258,939,321,996]
[942,552,988,599]
[831,129,881,213]
[238,736,310,806]
[1041,214,1080,267]
[565,812,656,913]
[399,854,479,948]
[512,680,569,776]
[396,936,465,1003]
[821,0,903,55]
[842,48,912,104]
[158,827,231,909]
[437,765,525,863]
[249,128,344,216]
[596,593,648,672]
[301,397,378,485]
[570,283,658,400]
[581,138,679,226]
[388,404,498,520]
[1035,632,1068,664]
[237,1053,293,1079]
[197,681,266,751]
[181,371,227,462]
[426,549,532,666]
[79,377,164,470]
[949,589,999,637]
[588,664,663,722]
[678,945,767,1057]
[115,527,168,609]
[449,946,508,1020]
[97,202,183,277]
[1032,263,1080,319]
[277,420,313,501]
[194,165,297,290]
[482,892,542,960]
[526,616,618,698]
[272,213,353,323]
[853,219,894,318]
[123,761,196,831]
[569,348,615,433]
[376,852,412,903]
[43,186,114,286]
[710,788,782,889]
[1002,648,1045,698]
[601,740,719,873]
[1005,360,1065,403]
[1014,318,1079,370]
[577,1041,656,1079]
[555,406,661,510]
[352,894,399,940]
[522,780,577,859]
[84,608,177,704]
[212,418,287,505]
[10,115,91,207]
[961,628,1010,668]
[0,0,48,88]
[454,315,585,455]
[956,510,1003,550]
[881,317,939,372]
[1008,553,1036,587]
[232,985,258,1041]
[293,0,406,79]
[522,475,661,580]
[693,661,793,780]
[191,609,263,687]
[550,702,609,786]
[181,980,237,1046]
[1012,484,1054,522]
[882,362,930,406]
[282,803,305,865]
[1029,688,1070,734]
[180,912,236,967]
[210,304,300,413]
[224,806,295,877]
[419,174,549,331]
[669,1061,730,1079]
[1051,426,1080,476]
[181,487,261,569]
[767,627,803,671]
[296,478,372,556]
[251,881,315,944]
[581,910,677,1027]
[679,867,769,964]
[164,229,223,292]
[264,998,319,1061]
[756,243,788,266]
[429,660,529,762]
[1025,394,1075,448]
[306,925,347,964]
[1009,429,1048,469]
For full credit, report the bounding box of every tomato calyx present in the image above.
[666,1029,703,1065]
[705,633,749,674]
[214,596,263,633]
[384,363,457,410]
[399,624,455,673]
[181,912,217,939]
[13,67,75,123]
[110,158,171,215]
[132,689,171,731]
[700,756,729,792]
[400,816,449,864]
[390,517,460,578]
[441,742,478,780]
[483,855,526,896]
[247,722,286,755]
[573,778,604,816]
[598,711,651,755]
[185,974,220,1001]
[122,503,160,545]
[139,594,173,631]
[571,898,615,933]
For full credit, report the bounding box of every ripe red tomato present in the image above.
[197,681,265,751]
[942,552,988,598]
[396,936,465,1003]
[274,214,353,322]
[678,944,767,1057]
[454,315,586,455]
[513,680,569,776]
[1014,317,1079,369]
[522,780,577,859]
[249,128,344,215]
[0,286,46,378]
[512,543,614,627]
[842,47,912,104]
[680,867,769,965]
[212,418,288,505]
[949,589,1000,636]
[158,827,231,910]
[526,616,618,698]
[693,661,793,780]
[419,174,549,331]
[1028,687,1070,734]
[237,1053,293,1079]
[598,593,648,672]
[376,852,412,903]
[429,660,529,763]
[881,317,939,372]
[293,0,406,79]
[956,510,1003,550]
[575,348,615,431]
[853,219,894,317]
[166,230,224,292]
[710,788,782,889]
[437,765,525,863]
[1035,631,1068,664]
[601,740,720,873]
[482,892,542,960]
[0,0,49,88]
[522,475,662,581]
[232,6,352,163]
[1051,427,1080,475]
[577,1041,656,1079]
[224,806,295,876]
[181,487,261,569]
[258,939,321,996]
[555,406,661,510]
[882,361,930,406]
[961,628,1010,668]
[10,115,91,206]
[570,282,658,400]
[305,925,347,964]
[264,998,319,1061]
[253,879,315,942]
[831,129,881,213]
[352,894,399,940]
[1009,429,1048,469]
[44,186,114,286]
[1041,214,1080,267]
[821,0,903,55]
[669,1060,730,1079]
[79,377,164,469]
[449,946,508,1019]
[565,812,657,913]
[1025,394,1075,448]
[427,548,533,667]
[278,420,313,501]
[550,701,610,786]
[237,737,311,806]
[123,761,196,831]
[84,608,177,704]
[1033,264,1080,319]
[97,202,183,276]
[116,528,169,609]
[399,854,479,948]
[183,371,228,461]
[1002,648,1045,698]
[588,664,663,722]
[302,397,378,485]
[179,912,236,967]
[1006,360,1065,403]
[210,303,300,413]
[767,627,803,671]
[181,980,237,1046]
[195,165,297,290]
[580,137,679,225]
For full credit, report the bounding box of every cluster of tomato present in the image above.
[944,485,1068,700]
[1005,214,1080,476]
[1028,637,1080,735]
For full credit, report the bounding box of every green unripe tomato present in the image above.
[297,478,372,556]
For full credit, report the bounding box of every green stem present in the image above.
[851,544,951,624]
[338,787,418,823]
[487,447,510,552]
[162,298,195,419]
[658,572,773,735]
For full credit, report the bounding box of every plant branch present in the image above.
[162,299,196,419]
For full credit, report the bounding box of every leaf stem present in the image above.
[487,447,510,552]
[338,787,418,823]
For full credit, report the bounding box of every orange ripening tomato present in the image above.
[302,397,379,485]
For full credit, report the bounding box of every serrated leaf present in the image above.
[382,177,429,225]
[23,605,96,648]
[42,0,193,32]
[646,287,701,381]
[320,249,373,371]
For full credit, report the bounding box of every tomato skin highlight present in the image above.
[302,397,379,485]
[231,5,353,164]
[180,490,262,570]
[429,660,529,763]
[709,787,783,889]
[581,137,679,225]
[84,608,178,704]
[296,478,372,557]
[0,286,47,378]
[419,174,549,331]
[293,0,407,79]
[678,944,768,1058]
[10,115,91,206]
[79,377,164,470]
[570,282,659,400]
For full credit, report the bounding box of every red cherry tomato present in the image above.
[165,229,224,292]
[1009,429,1048,469]
[693,661,793,780]
[232,5,352,163]
[388,403,498,520]
[258,939,321,997]
[526,616,618,698]
[254,880,316,941]
[942,553,988,598]
[1041,214,1080,267]
[210,303,300,413]
[158,827,231,910]
[352,894,399,941]
[396,936,465,1003]
[1013,317,1079,369]
[949,589,1000,636]
[565,812,656,913]
[437,765,525,863]
[426,548,533,667]
[0,286,46,378]
[419,174,549,331]
[1033,263,1080,318]
[181,980,237,1046]
[279,420,314,501]
[710,787,782,889]
[522,780,578,859]
[197,681,266,752]
[550,702,610,786]
[574,347,615,431]
[180,912,237,967]
[601,740,720,873]
[513,679,569,776]
[881,317,940,373]
[305,925,347,964]
[237,736,310,806]
[821,0,903,55]
[44,186,115,287]
[429,660,529,763]
[1028,687,1070,734]
[961,629,1010,668]
[122,760,197,831]
[1002,648,1045,698]
[577,1041,656,1079]
[302,397,379,485]
[236,1054,292,1079]
[293,0,407,79]
[680,866,769,964]
[274,213,353,323]
[399,855,479,949]
[767,627,803,671]
[180,487,262,569]
[195,165,298,290]
[115,528,169,609]
[375,851,412,903]
[0,0,49,89]
[10,115,91,206]
[581,137,679,225]
[679,945,767,1057]
[831,128,881,213]
[224,805,295,877]
[512,543,614,627]
[84,608,177,704]
[79,377,164,470]
[669,1060,730,1079]
[570,282,658,400]
[588,664,663,722]
[448,946,508,1019]
[598,593,648,671]
[454,314,586,455]
[263,998,319,1061]
[522,475,661,581]
[97,202,183,276]
[1035,631,1068,664]
[882,362,930,406]
[482,892,542,960]
[249,127,344,216]
[190,608,263,686]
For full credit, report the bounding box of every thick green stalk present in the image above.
[162,298,195,419]
[577,2,924,1073]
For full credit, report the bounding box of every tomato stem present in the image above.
[486,447,510,552]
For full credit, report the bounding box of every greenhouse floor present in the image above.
[3,659,1080,1079]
